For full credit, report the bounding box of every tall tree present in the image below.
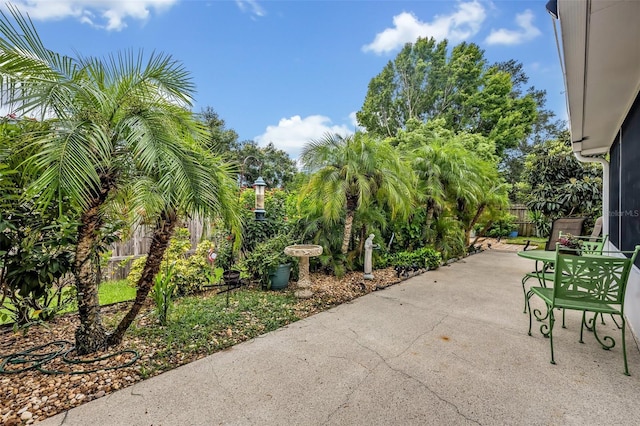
[234,140,298,189]
[300,132,414,255]
[357,38,538,157]
[0,7,240,353]
[198,106,240,156]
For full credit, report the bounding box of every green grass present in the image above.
[99,279,137,305]
[504,236,547,248]
[123,289,300,376]
[0,279,136,325]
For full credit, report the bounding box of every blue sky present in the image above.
[5,0,566,159]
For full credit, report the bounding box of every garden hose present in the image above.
[0,340,139,375]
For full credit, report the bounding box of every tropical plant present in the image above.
[0,118,79,325]
[0,8,241,353]
[240,234,298,288]
[300,132,414,257]
[392,120,508,250]
[151,263,176,326]
[522,137,602,231]
[127,230,225,296]
[381,247,442,270]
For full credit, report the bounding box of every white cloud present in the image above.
[235,0,265,18]
[485,10,541,45]
[6,0,178,31]
[254,115,353,160]
[348,111,359,128]
[362,1,486,54]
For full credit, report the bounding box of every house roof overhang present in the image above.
[557,0,640,155]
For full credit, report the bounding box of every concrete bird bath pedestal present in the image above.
[284,244,323,298]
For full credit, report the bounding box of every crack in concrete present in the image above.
[321,362,381,425]
[57,410,69,425]
[382,355,482,425]
[326,315,481,425]
[327,354,372,372]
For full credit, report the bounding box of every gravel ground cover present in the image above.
[1,266,408,425]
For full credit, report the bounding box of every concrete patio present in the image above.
[40,250,640,425]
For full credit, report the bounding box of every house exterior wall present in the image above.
[609,91,640,337]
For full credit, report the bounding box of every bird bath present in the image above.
[284,244,323,298]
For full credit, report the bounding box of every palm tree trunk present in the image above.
[341,210,355,255]
[466,205,486,247]
[74,201,108,355]
[108,211,178,346]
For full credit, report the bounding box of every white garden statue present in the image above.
[364,234,375,280]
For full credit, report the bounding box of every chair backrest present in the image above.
[590,216,603,240]
[546,217,586,251]
[579,234,608,255]
[552,246,640,309]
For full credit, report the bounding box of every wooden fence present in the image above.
[507,204,535,237]
[104,218,205,281]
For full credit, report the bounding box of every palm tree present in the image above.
[0,8,241,353]
[410,136,507,249]
[108,145,241,346]
[300,132,414,255]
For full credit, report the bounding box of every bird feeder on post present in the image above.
[253,176,266,221]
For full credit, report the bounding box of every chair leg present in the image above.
[549,309,556,365]
[622,317,629,376]
[579,311,586,344]
[527,291,534,336]
[522,275,531,314]
[562,308,566,328]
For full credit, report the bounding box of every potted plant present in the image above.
[241,234,297,290]
[558,233,582,255]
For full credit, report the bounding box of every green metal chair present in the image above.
[526,245,640,375]
[520,228,607,314]
[557,231,609,255]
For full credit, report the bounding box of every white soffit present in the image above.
[559,0,640,153]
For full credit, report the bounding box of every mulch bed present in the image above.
[1,266,415,425]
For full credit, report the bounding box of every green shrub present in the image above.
[486,214,517,238]
[127,228,218,296]
[381,247,442,270]
[240,234,298,287]
[239,188,293,252]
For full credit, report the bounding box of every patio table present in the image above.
[517,249,556,263]
[517,250,556,313]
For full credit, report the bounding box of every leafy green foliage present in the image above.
[151,265,177,326]
[240,234,298,288]
[387,120,508,257]
[234,141,299,189]
[380,247,442,270]
[239,188,293,253]
[357,38,537,157]
[300,132,414,260]
[522,137,602,234]
[484,213,517,238]
[128,229,217,296]
[0,7,243,350]
[0,119,80,325]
